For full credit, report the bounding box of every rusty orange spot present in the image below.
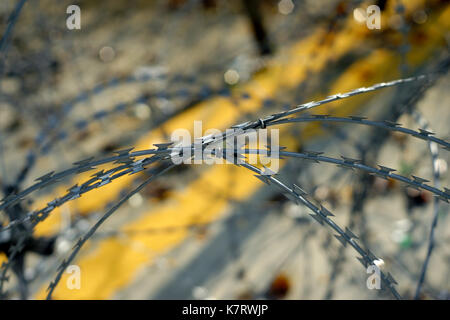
[269,273,291,299]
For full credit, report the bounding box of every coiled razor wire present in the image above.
[0,74,445,299]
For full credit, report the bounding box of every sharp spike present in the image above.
[91,170,105,178]
[334,234,347,247]
[114,158,134,165]
[234,153,247,160]
[153,142,174,150]
[47,281,56,291]
[231,121,251,129]
[67,184,81,193]
[72,157,95,166]
[309,213,324,225]
[265,145,287,151]
[73,238,83,250]
[35,171,55,182]
[98,179,111,187]
[341,156,361,164]
[418,128,435,136]
[113,147,134,156]
[378,165,396,173]
[367,250,378,261]
[57,261,67,272]
[411,175,430,184]
[382,120,401,127]
[293,184,307,196]
[345,227,359,240]
[320,205,334,217]
[270,112,286,118]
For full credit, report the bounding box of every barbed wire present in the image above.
[238,161,402,299]
[410,109,445,299]
[1,0,449,300]
[0,74,441,298]
[45,162,176,299]
[268,116,450,151]
[2,73,449,235]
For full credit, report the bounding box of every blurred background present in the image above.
[0,0,449,299]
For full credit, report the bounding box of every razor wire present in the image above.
[1,0,449,298]
[2,74,450,224]
[0,74,445,298]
